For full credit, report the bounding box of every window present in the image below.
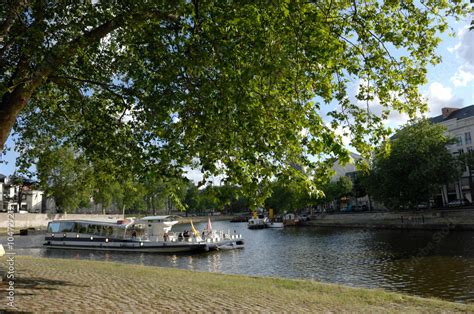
[457,135,463,146]
[58,222,75,233]
[465,132,472,145]
[48,222,61,233]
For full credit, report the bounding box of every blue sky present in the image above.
[1,18,473,178]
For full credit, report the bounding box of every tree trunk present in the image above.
[0,85,35,148]
[468,165,474,203]
[152,196,156,216]
[16,185,23,213]
[0,16,134,149]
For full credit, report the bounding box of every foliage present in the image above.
[183,184,250,213]
[315,176,353,209]
[265,177,312,213]
[1,1,468,204]
[368,119,460,209]
[36,146,94,213]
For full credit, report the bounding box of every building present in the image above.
[430,105,474,205]
[0,174,46,212]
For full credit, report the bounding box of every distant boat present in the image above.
[248,215,267,229]
[43,216,244,253]
[283,213,301,227]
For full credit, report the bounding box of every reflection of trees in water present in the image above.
[365,230,474,302]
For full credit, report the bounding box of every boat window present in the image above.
[77,223,88,234]
[86,224,98,235]
[48,222,61,233]
[105,226,114,236]
[57,222,75,233]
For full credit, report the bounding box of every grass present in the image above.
[0,256,473,312]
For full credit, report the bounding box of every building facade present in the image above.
[431,105,474,205]
[0,174,46,212]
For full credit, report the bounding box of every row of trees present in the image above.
[21,143,355,215]
[28,146,252,214]
[9,119,467,214]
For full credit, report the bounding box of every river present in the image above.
[4,221,474,303]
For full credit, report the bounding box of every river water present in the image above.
[4,221,474,303]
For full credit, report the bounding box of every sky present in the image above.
[1,17,473,180]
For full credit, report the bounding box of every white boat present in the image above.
[43,216,244,253]
[248,215,267,229]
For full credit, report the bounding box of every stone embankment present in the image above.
[1,256,473,312]
[0,213,124,230]
[309,208,474,230]
[0,213,232,231]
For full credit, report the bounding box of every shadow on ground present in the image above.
[1,276,86,297]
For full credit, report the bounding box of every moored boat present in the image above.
[248,215,267,229]
[43,216,244,253]
[283,213,301,227]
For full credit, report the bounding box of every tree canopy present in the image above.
[368,119,461,209]
[0,1,468,203]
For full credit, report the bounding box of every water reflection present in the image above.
[4,221,474,303]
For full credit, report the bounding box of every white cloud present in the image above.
[451,64,474,87]
[426,82,463,115]
[449,27,474,87]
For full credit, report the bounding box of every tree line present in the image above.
[7,119,468,214]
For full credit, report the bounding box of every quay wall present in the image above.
[309,208,474,230]
[0,213,233,229]
[0,213,124,229]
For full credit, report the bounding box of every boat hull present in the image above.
[44,241,210,253]
[44,237,244,253]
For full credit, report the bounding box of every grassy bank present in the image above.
[0,256,473,312]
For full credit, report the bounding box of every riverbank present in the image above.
[308,208,474,230]
[0,256,472,312]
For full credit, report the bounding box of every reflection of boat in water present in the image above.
[217,242,245,250]
[44,216,244,253]
[266,220,284,228]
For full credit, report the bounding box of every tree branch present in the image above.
[0,0,28,43]
[50,74,131,113]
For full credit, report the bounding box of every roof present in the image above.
[49,220,125,227]
[430,105,474,124]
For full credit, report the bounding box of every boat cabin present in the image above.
[134,215,180,238]
[46,215,180,241]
